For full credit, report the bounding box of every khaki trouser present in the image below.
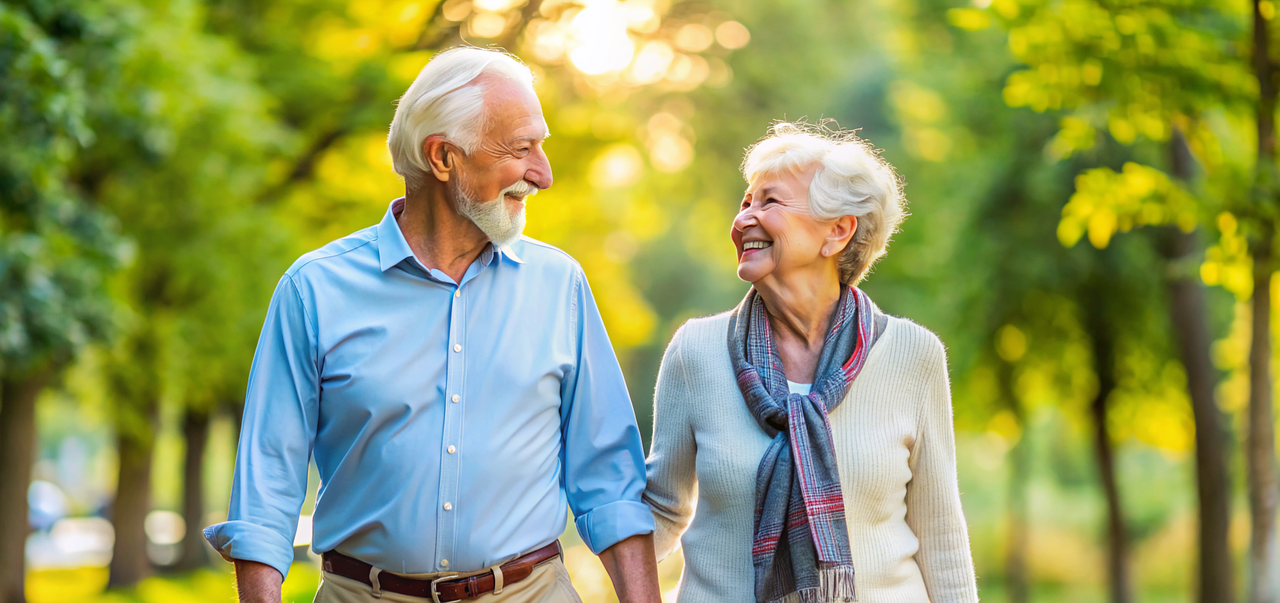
[313,557,583,603]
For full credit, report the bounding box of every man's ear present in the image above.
[823,215,858,257]
[424,135,455,182]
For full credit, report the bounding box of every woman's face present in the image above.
[732,167,846,284]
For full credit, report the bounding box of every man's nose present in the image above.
[526,148,553,191]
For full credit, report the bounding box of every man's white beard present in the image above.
[453,179,536,248]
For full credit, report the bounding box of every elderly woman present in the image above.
[644,123,979,603]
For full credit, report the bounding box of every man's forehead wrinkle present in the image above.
[474,78,541,140]
[483,109,543,143]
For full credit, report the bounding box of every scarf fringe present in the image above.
[768,566,857,603]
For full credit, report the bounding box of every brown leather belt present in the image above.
[321,541,562,602]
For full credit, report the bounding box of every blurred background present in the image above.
[2,0,1278,601]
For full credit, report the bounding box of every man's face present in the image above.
[452,77,553,234]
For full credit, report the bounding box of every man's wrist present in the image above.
[234,559,284,603]
[597,533,661,603]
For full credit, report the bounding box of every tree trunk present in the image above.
[175,407,211,571]
[1163,130,1236,603]
[1248,230,1279,603]
[107,396,160,589]
[1006,433,1029,603]
[0,370,52,603]
[1249,2,1280,599]
[231,399,244,454]
[1083,289,1133,603]
[1000,364,1029,603]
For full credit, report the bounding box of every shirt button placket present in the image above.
[437,285,465,572]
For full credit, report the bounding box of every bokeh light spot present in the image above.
[715,20,750,49]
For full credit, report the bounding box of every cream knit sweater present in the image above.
[644,312,979,603]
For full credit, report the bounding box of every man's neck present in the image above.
[398,184,490,284]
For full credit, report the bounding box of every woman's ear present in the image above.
[424,135,454,182]
[823,215,858,257]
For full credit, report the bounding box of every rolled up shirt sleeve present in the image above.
[559,269,655,554]
[204,274,319,579]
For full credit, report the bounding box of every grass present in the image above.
[26,563,322,603]
[26,543,684,603]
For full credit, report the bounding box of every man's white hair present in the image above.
[741,121,907,285]
[387,46,536,187]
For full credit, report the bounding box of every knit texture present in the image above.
[645,312,979,603]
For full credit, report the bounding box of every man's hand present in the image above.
[596,533,661,603]
[234,559,283,603]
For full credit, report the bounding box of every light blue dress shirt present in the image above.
[205,199,654,579]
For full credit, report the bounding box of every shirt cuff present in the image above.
[203,520,296,580]
[573,500,656,554]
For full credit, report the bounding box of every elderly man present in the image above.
[204,47,660,603]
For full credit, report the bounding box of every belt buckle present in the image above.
[430,574,461,603]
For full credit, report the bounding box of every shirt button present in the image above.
[447,445,456,454]
[453,344,462,353]
[451,394,460,403]
[443,502,453,511]
[440,559,449,568]
[455,289,461,298]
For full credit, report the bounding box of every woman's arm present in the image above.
[905,335,980,602]
[643,325,699,561]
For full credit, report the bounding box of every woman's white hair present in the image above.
[387,46,536,187]
[741,121,906,285]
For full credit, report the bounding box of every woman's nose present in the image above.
[733,207,758,231]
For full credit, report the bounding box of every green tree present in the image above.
[974,0,1255,599]
[0,3,122,601]
[14,0,292,586]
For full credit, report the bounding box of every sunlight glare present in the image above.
[531,20,567,62]
[470,11,508,38]
[628,41,675,84]
[590,144,644,188]
[715,20,750,49]
[442,0,473,22]
[568,0,636,75]
[675,23,714,52]
[625,2,661,33]
[474,0,523,11]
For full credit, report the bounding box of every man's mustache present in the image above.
[503,180,539,199]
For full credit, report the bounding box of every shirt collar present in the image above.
[377,198,525,273]
[377,198,416,273]
[497,240,525,265]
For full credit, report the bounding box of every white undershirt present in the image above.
[786,380,812,395]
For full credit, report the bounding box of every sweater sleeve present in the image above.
[643,324,699,561]
[905,334,979,602]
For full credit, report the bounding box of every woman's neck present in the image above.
[754,267,843,382]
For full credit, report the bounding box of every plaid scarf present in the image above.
[727,285,879,603]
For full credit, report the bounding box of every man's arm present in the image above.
[235,560,283,603]
[204,274,321,592]
[597,534,661,603]
[558,269,659,600]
